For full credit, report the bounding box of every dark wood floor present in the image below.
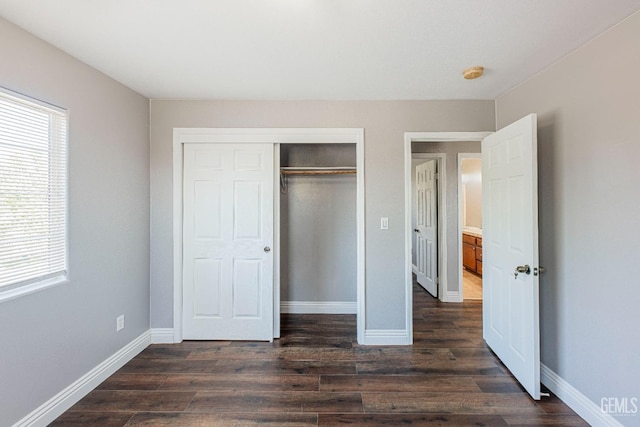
[52,283,587,426]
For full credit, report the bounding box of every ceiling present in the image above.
[1,0,639,100]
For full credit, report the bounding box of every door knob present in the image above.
[264,246,271,253]
[414,229,419,233]
[514,264,530,279]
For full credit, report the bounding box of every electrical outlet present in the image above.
[116,314,125,332]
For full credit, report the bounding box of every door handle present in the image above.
[414,229,419,233]
[514,264,530,279]
[264,246,271,253]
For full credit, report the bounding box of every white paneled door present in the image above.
[182,143,274,340]
[415,160,438,297]
[482,114,540,399]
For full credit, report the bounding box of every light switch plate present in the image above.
[116,314,125,332]
[381,217,389,230]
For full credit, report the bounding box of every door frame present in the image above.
[458,153,482,300]
[404,132,491,321]
[411,154,444,300]
[173,128,365,343]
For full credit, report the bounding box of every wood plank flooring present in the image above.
[51,283,587,426]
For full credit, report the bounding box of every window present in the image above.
[0,88,67,297]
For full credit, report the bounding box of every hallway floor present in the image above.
[463,269,483,300]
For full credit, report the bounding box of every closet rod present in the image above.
[280,167,356,175]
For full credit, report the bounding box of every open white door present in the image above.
[415,160,438,297]
[182,143,274,341]
[482,114,540,399]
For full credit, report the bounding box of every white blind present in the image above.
[0,89,67,289]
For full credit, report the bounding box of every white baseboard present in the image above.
[281,301,356,314]
[14,331,151,427]
[150,328,177,344]
[541,363,625,427]
[442,290,462,303]
[363,329,410,345]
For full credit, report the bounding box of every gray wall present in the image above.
[0,19,150,426]
[496,10,640,421]
[280,144,356,303]
[150,100,495,330]
[413,142,481,294]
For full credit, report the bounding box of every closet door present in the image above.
[182,143,274,341]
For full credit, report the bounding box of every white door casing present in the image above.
[174,128,365,344]
[406,134,491,309]
[415,160,438,297]
[182,143,274,340]
[482,114,540,399]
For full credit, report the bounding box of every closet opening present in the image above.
[278,143,357,343]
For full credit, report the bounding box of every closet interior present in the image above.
[279,144,357,318]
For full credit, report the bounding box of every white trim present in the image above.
[172,128,361,144]
[541,364,624,427]
[13,331,150,427]
[273,143,281,339]
[442,290,463,303]
[363,329,410,345]
[457,153,482,301]
[172,138,184,343]
[173,128,366,344]
[407,132,492,142]
[355,131,366,344]
[150,328,176,344]
[0,277,68,304]
[404,132,492,341]
[0,86,67,114]
[281,301,357,314]
[0,88,69,303]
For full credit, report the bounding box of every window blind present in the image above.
[0,89,67,290]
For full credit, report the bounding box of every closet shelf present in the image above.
[280,167,356,175]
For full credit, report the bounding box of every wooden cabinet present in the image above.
[462,233,483,275]
[462,233,477,272]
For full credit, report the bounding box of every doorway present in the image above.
[405,116,541,400]
[406,134,489,308]
[459,154,483,301]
